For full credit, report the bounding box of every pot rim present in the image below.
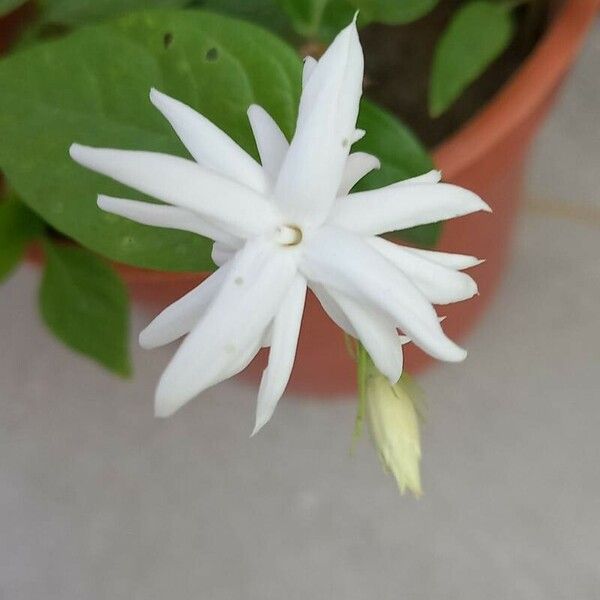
[433,0,600,177]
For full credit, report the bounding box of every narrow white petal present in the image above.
[150,88,268,193]
[367,237,478,304]
[301,226,466,362]
[327,288,403,383]
[211,241,235,267]
[403,247,484,271]
[352,129,366,143]
[139,262,232,350]
[399,316,446,346]
[247,104,289,181]
[154,239,298,417]
[253,275,307,435]
[338,152,380,196]
[329,182,491,236]
[311,283,357,337]
[261,323,274,348]
[70,144,279,239]
[97,195,239,247]
[302,56,318,88]
[398,169,442,185]
[275,20,364,225]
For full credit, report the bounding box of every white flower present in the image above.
[70,19,490,433]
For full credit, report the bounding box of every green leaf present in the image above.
[39,0,191,25]
[319,0,359,39]
[355,101,441,247]
[39,241,131,376]
[197,0,291,36]
[429,0,515,117]
[348,0,438,25]
[275,0,358,39]
[0,10,302,272]
[0,0,27,18]
[0,195,44,282]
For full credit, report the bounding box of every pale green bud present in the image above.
[366,371,423,497]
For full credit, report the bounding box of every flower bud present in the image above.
[366,371,422,497]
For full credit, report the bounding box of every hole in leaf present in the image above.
[163,32,174,48]
[205,47,219,62]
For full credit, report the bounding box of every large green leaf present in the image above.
[0,195,44,282]
[39,241,131,376]
[348,0,438,25]
[0,0,26,18]
[355,101,441,247]
[39,0,191,25]
[429,0,515,117]
[0,10,302,272]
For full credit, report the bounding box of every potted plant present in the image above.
[1,0,597,394]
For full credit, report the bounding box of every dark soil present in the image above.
[360,0,550,148]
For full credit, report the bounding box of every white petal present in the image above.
[139,262,232,350]
[247,104,289,181]
[302,56,318,88]
[253,275,307,435]
[326,288,403,383]
[402,247,483,271]
[311,283,357,337]
[352,129,366,143]
[338,152,380,196]
[398,169,442,185]
[275,19,364,225]
[367,237,478,304]
[154,239,298,417]
[329,182,491,236]
[301,226,466,362]
[261,323,274,348]
[97,195,239,247]
[211,241,235,267]
[150,88,268,194]
[70,144,279,239]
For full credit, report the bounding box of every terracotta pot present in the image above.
[4,0,599,393]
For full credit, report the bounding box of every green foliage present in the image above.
[0,10,301,272]
[197,0,291,35]
[0,0,26,17]
[429,0,515,117]
[275,0,356,38]
[349,0,438,25]
[39,241,131,376]
[275,0,439,38]
[38,0,191,26]
[0,195,44,282]
[355,101,442,247]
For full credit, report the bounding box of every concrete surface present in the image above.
[1,21,599,600]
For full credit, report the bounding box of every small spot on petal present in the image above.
[234,277,244,286]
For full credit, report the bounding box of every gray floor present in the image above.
[1,22,599,600]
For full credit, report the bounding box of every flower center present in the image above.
[275,224,303,247]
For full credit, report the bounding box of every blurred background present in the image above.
[1,12,599,600]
